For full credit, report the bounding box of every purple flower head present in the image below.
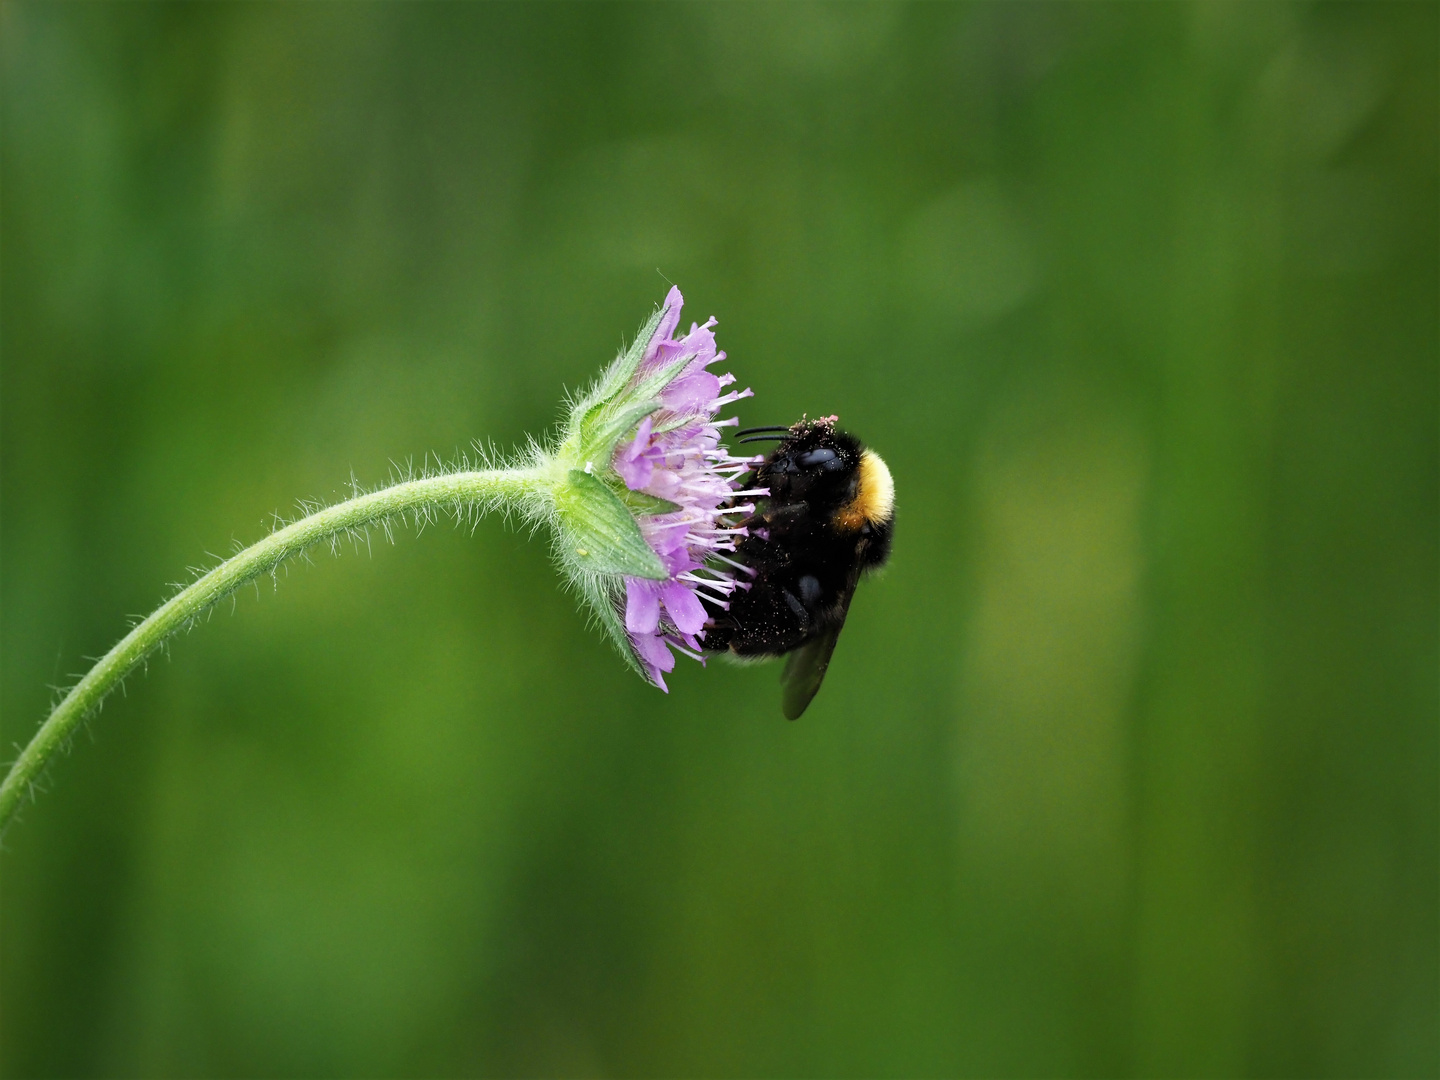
[611,287,766,690]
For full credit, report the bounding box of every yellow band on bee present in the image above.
[833,449,894,530]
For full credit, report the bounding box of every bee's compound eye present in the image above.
[798,448,839,469]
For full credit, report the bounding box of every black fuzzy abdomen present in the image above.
[704,525,861,657]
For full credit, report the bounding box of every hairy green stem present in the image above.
[0,468,549,831]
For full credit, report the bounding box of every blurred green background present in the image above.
[2,2,1435,1076]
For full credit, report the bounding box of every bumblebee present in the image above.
[704,416,895,719]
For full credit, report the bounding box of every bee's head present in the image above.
[757,420,864,510]
[753,418,892,536]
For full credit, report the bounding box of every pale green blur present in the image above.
[2,3,1435,1077]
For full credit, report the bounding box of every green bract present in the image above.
[535,300,689,675]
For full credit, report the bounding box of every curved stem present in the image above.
[0,468,549,831]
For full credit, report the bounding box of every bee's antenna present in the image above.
[735,425,793,436]
[737,434,789,444]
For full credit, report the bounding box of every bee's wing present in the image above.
[780,575,859,720]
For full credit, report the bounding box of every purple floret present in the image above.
[613,287,766,690]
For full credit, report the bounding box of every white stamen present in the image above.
[710,552,758,576]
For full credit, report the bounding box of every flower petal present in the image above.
[660,546,700,577]
[615,452,654,491]
[660,580,709,636]
[634,629,676,671]
[613,417,655,490]
[679,318,719,365]
[623,415,653,457]
[642,287,684,367]
[632,629,676,691]
[624,579,661,634]
[661,370,722,414]
[640,516,691,554]
[645,469,683,502]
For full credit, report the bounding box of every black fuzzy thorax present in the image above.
[704,422,892,657]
